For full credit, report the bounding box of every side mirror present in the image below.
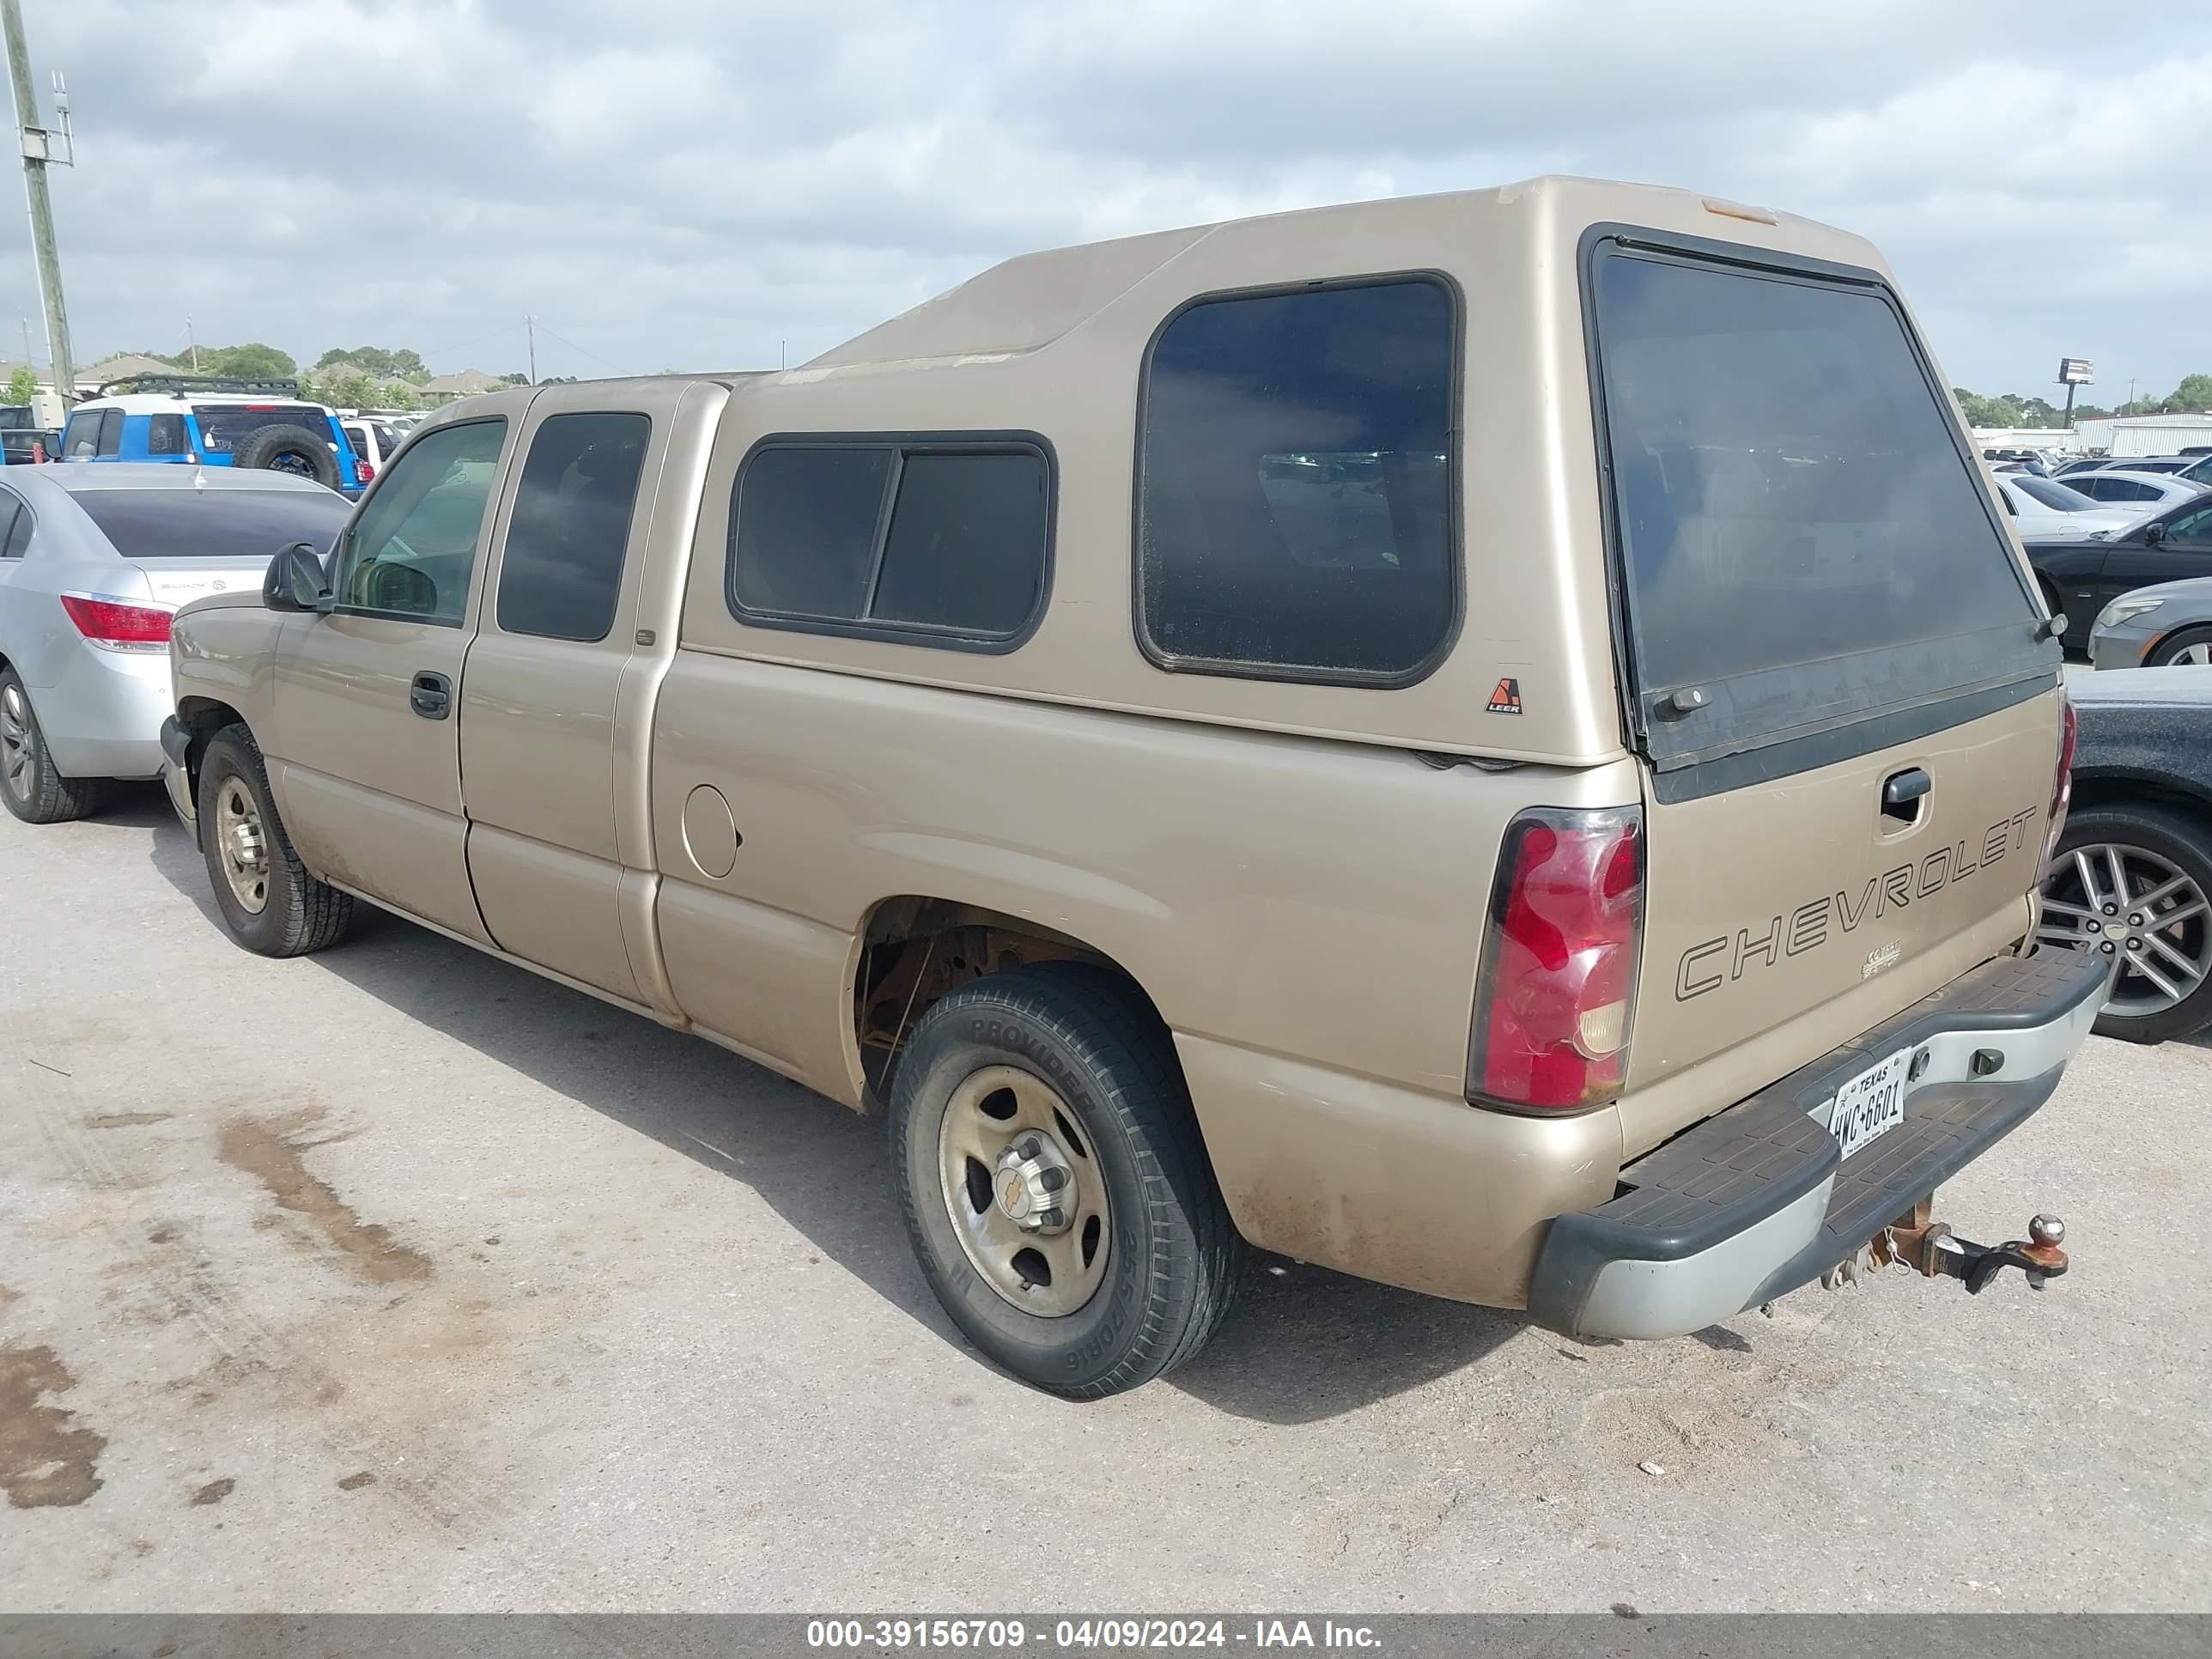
[2143,522,2166,547]
[264,542,330,612]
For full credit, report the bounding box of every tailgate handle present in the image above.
[1882,767,1931,823]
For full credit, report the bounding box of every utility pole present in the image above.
[3,0,73,408]
[185,313,198,373]
[18,313,29,371]
[525,313,536,384]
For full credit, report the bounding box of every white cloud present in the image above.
[7,0,2207,398]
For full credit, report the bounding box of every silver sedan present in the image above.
[0,463,351,823]
[2088,576,2212,671]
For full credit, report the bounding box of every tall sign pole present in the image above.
[2057,357,2094,428]
[3,0,74,408]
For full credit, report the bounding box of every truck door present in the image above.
[457,384,681,1002]
[266,414,516,939]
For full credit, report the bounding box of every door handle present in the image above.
[1881,766,1930,823]
[410,671,453,720]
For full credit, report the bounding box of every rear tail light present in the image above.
[2045,696,2078,863]
[1468,805,1644,1113]
[355,459,374,484]
[59,592,173,653]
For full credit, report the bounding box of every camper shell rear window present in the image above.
[1584,231,2054,793]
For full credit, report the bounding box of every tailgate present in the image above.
[1583,232,2065,1153]
[1624,690,2059,1154]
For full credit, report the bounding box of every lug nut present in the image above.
[2128,937,2143,951]
[2087,920,2102,933]
[1040,1166,1067,1192]
[2101,941,2117,954]
[2130,913,2145,927]
[2103,902,2119,915]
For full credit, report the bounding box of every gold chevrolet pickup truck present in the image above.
[163,176,2101,1397]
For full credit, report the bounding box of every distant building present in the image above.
[2069,411,2212,459]
[421,368,507,397]
[78,351,179,390]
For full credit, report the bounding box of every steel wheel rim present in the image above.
[0,684,30,802]
[936,1064,1110,1318]
[215,776,271,915]
[2039,842,2212,1016]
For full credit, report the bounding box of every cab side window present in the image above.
[96,410,122,456]
[495,412,651,642]
[148,413,189,456]
[62,410,99,458]
[334,419,507,624]
[2165,506,2212,547]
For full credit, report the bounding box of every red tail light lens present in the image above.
[2045,696,2077,863]
[60,592,173,652]
[1468,805,1644,1113]
[356,459,374,484]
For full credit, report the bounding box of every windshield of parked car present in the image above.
[191,403,336,454]
[73,487,353,557]
[1591,246,2045,764]
[2016,477,2105,511]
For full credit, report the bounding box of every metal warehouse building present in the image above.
[2071,411,2212,457]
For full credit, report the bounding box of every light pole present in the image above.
[2,0,73,406]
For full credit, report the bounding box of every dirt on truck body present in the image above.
[163,175,2099,1397]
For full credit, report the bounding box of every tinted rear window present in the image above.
[1591,247,2043,763]
[191,403,333,454]
[73,488,352,558]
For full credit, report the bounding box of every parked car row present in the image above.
[0,179,2194,1397]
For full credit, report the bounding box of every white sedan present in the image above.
[1996,473,2142,540]
[2059,469,2210,515]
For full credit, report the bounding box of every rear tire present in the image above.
[2040,801,2212,1044]
[0,668,104,824]
[231,422,343,490]
[196,724,354,957]
[889,962,1243,1398]
[2145,626,2212,668]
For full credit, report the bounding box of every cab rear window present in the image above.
[1589,243,2046,774]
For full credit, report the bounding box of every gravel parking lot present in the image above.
[3,788,2208,1613]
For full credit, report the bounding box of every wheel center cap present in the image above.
[993,1134,1075,1234]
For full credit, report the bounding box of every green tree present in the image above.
[197,342,298,380]
[2162,373,2212,413]
[316,345,430,384]
[5,366,35,404]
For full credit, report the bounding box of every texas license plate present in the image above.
[1828,1047,1912,1159]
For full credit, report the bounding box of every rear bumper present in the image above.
[1528,946,2108,1340]
[34,645,169,781]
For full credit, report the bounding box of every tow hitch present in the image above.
[1868,1202,2069,1293]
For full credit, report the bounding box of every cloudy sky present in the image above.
[10,1,2209,398]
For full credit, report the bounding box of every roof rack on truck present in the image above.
[94,374,305,398]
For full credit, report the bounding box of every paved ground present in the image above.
[3,787,2207,1613]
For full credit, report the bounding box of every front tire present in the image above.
[0,668,103,824]
[196,724,354,957]
[2039,801,2212,1043]
[890,963,1243,1398]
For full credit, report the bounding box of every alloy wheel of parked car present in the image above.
[2146,626,2212,667]
[0,668,101,824]
[2039,804,2212,1042]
